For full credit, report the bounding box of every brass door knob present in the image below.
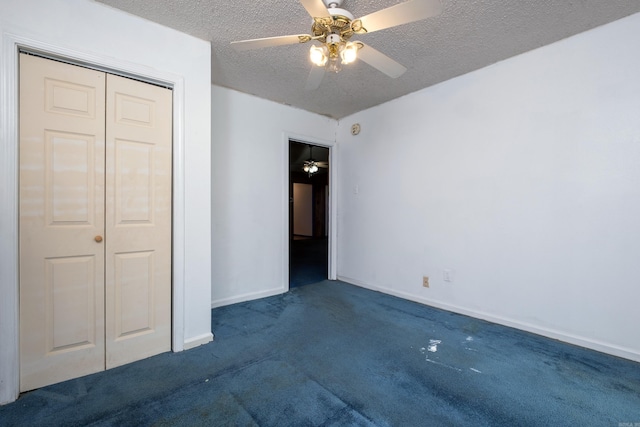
[95,235,103,242]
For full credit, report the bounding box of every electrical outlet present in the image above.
[423,276,429,288]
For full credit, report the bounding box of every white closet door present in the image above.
[19,53,107,391]
[104,74,172,368]
[19,55,173,391]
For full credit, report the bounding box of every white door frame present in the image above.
[283,133,338,289]
[0,35,187,402]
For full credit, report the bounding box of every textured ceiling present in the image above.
[95,0,640,119]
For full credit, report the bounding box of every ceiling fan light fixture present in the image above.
[325,40,342,73]
[231,0,444,89]
[326,55,342,73]
[303,160,319,175]
[340,41,358,64]
[309,45,328,66]
[303,145,320,176]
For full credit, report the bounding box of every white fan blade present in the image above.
[357,43,407,78]
[231,34,309,51]
[357,0,442,33]
[300,0,330,18]
[305,66,325,91]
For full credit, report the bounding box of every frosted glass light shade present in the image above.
[327,56,342,73]
[310,45,328,66]
[341,41,357,64]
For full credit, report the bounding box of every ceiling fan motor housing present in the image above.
[312,7,356,43]
[323,0,344,8]
[328,8,355,21]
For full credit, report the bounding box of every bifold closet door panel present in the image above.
[104,74,173,369]
[20,54,173,391]
[19,53,107,392]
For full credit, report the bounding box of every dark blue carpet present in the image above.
[2,280,639,426]
[289,238,328,288]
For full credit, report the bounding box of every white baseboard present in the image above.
[338,275,640,363]
[211,286,286,309]
[183,332,214,350]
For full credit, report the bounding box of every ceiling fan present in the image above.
[303,145,328,176]
[231,0,442,90]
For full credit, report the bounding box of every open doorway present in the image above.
[289,140,330,288]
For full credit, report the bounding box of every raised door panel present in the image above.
[105,74,172,368]
[113,251,155,339]
[114,139,154,224]
[19,54,106,392]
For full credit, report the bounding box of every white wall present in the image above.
[211,86,336,307]
[336,12,640,362]
[0,0,212,403]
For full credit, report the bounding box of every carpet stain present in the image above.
[427,339,442,352]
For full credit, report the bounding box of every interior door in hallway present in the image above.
[293,183,313,237]
[19,54,172,391]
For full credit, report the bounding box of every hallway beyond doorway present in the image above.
[289,237,328,288]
